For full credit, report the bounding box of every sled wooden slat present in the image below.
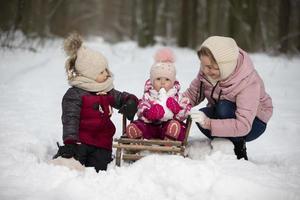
[113,143,182,152]
[115,148,121,166]
[122,154,144,161]
[114,138,182,146]
[113,115,192,166]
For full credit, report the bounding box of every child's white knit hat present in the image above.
[150,48,176,84]
[75,46,108,80]
[64,33,109,80]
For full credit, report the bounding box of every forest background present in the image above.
[1,0,299,54]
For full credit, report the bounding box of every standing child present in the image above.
[53,33,138,172]
[126,48,191,141]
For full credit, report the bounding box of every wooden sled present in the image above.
[113,115,192,166]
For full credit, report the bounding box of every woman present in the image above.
[183,36,273,160]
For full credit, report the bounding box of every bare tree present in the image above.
[136,0,156,47]
[278,0,291,53]
[177,0,189,47]
[0,0,299,54]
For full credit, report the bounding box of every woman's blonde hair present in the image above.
[197,47,217,65]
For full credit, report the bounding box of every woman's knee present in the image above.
[245,117,267,142]
[199,107,214,118]
[215,100,236,119]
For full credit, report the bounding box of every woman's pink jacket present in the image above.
[183,49,273,137]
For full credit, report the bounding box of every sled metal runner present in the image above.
[113,115,192,166]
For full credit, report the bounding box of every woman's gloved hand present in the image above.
[191,111,211,129]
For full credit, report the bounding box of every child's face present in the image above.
[95,69,109,83]
[153,77,174,92]
[200,55,220,80]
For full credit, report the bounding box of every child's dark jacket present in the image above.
[62,87,133,150]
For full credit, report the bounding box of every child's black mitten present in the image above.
[119,97,138,121]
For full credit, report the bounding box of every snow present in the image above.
[0,38,300,200]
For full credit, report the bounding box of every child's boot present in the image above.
[165,120,181,140]
[126,123,142,139]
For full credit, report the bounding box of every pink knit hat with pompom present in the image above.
[150,48,176,84]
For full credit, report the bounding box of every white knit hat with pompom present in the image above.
[64,33,109,81]
[75,46,108,80]
[150,48,176,84]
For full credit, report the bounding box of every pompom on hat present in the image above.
[64,32,109,81]
[200,36,239,80]
[150,48,176,84]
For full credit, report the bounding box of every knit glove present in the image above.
[191,111,211,129]
[166,97,182,114]
[143,104,165,121]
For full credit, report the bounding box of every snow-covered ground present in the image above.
[0,38,299,200]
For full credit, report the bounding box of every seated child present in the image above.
[53,33,138,172]
[126,48,191,141]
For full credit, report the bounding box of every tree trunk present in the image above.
[136,0,156,47]
[278,0,291,53]
[188,0,198,48]
[177,0,189,47]
[130,0,137,40]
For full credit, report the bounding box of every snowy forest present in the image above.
[1,0,300,53]
[1,1,300,200]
